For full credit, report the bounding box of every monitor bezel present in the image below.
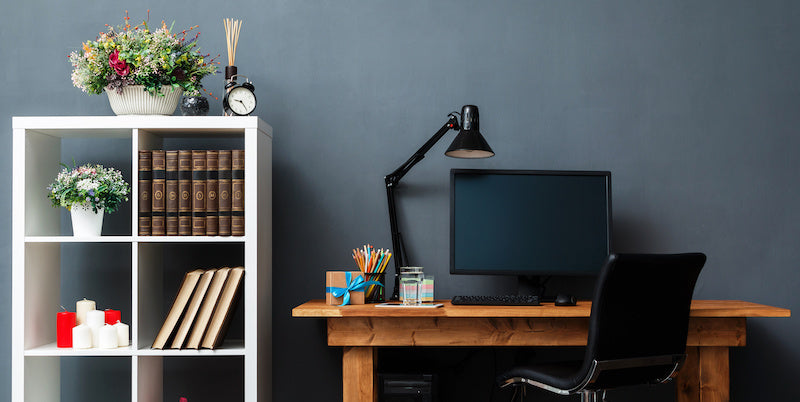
[449,168,612,276]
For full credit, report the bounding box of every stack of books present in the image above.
[152,266,245,350]
[138,150,245,236]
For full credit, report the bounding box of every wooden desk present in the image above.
[292,300,790,402]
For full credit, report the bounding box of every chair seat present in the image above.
[497,360,586,392]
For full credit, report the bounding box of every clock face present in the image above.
[227,86,256,115]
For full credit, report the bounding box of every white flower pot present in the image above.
[70,204,104,237]
[105,85,182,115]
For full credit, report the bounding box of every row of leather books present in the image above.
[138,150,245,236]
[152,266,245,350]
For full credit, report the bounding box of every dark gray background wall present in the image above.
[2,1,799,401]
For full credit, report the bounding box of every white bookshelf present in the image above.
[12,116,273,402]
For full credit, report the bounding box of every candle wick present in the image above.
[59,305,67,312]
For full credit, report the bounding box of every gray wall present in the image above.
[2,1,799,401]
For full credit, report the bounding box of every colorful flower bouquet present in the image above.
[69,11,218,97]
[48,163,131,214]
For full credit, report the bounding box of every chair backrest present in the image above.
[582,253,706,389]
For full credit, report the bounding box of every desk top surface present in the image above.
[292,300,790,318]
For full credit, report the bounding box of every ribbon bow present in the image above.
[327,272,383,306]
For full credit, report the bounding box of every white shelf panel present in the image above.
[135,236,248,243]
[25,343,136,356]
[13,116,272,137]
[137,340,245,356]
[25,236,134,243]
[24,236,249,243]
[25,341,245,357]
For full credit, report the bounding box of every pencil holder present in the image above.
[364,272,386,303]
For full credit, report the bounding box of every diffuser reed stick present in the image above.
[224,18,242,66]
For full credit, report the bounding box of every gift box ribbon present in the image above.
[326,271,383,306]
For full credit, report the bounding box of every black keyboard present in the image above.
[451,295,540,306]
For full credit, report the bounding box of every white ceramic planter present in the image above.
[105,85,182,115]
[70,204,104,236]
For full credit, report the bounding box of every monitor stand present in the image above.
[517,275,549,300]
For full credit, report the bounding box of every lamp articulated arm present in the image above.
[384,114,460,300]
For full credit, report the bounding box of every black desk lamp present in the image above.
[384,105,494,300]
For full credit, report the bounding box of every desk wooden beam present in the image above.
[327,316,746,347]
[329,317,588,346]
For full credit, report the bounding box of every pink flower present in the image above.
[109,49,130,76]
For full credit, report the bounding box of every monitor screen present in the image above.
[450,169,611,276]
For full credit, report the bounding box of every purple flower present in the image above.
[88,189,95,196]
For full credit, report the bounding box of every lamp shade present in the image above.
[445,105,495,159]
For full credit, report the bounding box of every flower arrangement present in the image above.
[48,163,131,214]
[69,11,218,96]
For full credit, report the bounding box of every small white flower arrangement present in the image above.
[47,163,131,213]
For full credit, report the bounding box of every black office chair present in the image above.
[497,253,706,402]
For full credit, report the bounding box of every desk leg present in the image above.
[343,346,377,402]
[676,346,730,402]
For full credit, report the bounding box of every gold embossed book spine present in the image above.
[178,150,193,236]
[218,150,232,236]
[151,150,166,236]
[138,150,152,236]
[231,149,245,236]
[191,150,207,236]
[206,150,219,236]
[165,150,179,236]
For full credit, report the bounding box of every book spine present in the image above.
[231,150,245,236]
[218,150,232,237]
[138,150,152,236]
[178,150,193,236]
[206,150,219,236]
[165,150,179,236]
[151,150,166,236]
[192,150,207,236]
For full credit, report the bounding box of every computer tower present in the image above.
[379,373,437,402]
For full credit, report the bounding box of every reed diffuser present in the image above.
[223,18,242,81]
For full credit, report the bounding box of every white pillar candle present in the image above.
[72,324,92,349]
[113,321,129,347]
[75,298,96,325]
[85,309,105,327]
[98,324,119,349]
[86,310,105,347]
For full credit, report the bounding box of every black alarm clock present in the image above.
[223,75,256,116]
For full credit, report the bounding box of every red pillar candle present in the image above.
[57,311,76,348]
[104,309,121,326]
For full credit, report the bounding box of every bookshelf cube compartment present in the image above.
[22,132,133,238]
[22,242,132,352]
[136,356,244,402]
[137,232,246,350]
[135,131,246,239]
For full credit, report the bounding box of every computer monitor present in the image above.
[450,169,611,295]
